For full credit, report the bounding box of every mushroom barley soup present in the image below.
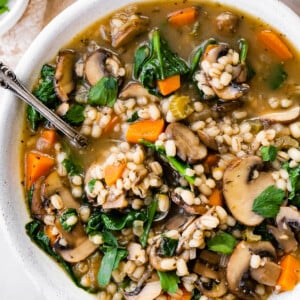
[22,1,300,299]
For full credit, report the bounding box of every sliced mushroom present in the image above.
[203,44,229,64]
[194,250,227,298]
[56,238,98,263]
[223,156,274,226]
[215,12,240,35]
[250,261,281,286]
[212,82,249,101]
[227,241,278,299]
[165,122,207,164]
[258,106,300,124]
[84,49,125,86]
[268,206,300,253]
[43,171,80,209]
[124,281,162,300]
[54,49,76,101]
[119,82,158,102]
[211,100,243,114]
[31,176,47,221]
[110,11,149,48]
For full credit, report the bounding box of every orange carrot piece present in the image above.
[277,254,300,291]
[126,119,165,143]
[45,225,58,246]
[158,75,181,96]
[104,160,126,186]
[41,129,57,146]
[167,7,198,26]
[26,151,55,189]
[167,288,192,300]
[103,115,120,134]
[257,30,293,60]
[208,188,223,207]
[205,154,219,168]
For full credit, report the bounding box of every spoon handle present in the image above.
[0,62,88,148]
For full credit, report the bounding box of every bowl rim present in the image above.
[0,0,300,299]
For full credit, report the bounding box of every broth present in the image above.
[22,1,300,299]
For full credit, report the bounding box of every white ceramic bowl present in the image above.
[1,0,300,299]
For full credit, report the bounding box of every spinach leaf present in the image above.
[98,247,118,286]
[88,77,118,107]
[159,236,178,257]
[101,231,118,248]
[239,39,248,63]
[101,211,147,231]
[252,185,285,218]
[267,64,287,90]
[157,271,180,294]
[140,199,158,247]
[135,29,189,95]
[85,213,102,235]
[88,179,97,193]
[260,145,278,162]
[283,163,300,207]
[134,45,150,79]
[26,106,43,131]
[62,158,82,176]
[207,232,236,255]
[190,38,217,77]
[140,139,195,184]
[64,104,85,126]
[0,0,9,14]
[127,111,139,123]
[60,208,78,232]
[113,248,128,269]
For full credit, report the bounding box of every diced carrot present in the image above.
[208,188,223,207]
[257,30,293,60]
[26,151,55,189]
[167,7,198,26]
[204,154,219,168]
[158,75,181,96]
[41,129,57,146]
[103,114,120,134]
[45,225,58,246]
[277,254,300,291]
[167,288,192,300]
[104,160,126,186]
[126,119,165,143]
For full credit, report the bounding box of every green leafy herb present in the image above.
[239,38,248,63]
[59,208,78,231]
[252,185,285,218]
[159,236,178,257]
[27,185,34,208]
[283,163,300,207]
[101,211,147,231]
[64,104,85,125]
[127,111,139,123]
[190,38,217,77]
[260,145,278,162]
[140,199,158,247]
[88,179,97,193]
[88,77,118,107]
[133,45,150,79]
[27,64,59,130]
[134,29,189,95]
[85,213,102,235]
[157,271,180,294]
[268,64,287,90]
[139,139,195,184]
[98,232,127,286]
[62,158,82,176]
[0,0,9,14]
[207,232,236,255]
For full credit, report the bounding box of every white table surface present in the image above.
[0,1,299,300]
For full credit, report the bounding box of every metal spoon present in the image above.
[0,61,88,148]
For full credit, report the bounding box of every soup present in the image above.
[22,1,300,299]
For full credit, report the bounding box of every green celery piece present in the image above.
[98,247,118,286]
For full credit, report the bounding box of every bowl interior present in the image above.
[0,0,300,299]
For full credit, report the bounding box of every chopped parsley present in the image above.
[260,145,278,162]
[207,232,236,255]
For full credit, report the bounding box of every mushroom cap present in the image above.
[258,106,300,124]
[124,281,162,300]
[223,156,274,226]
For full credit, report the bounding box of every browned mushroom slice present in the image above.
[124,281,162,300]
[110,14,149,48]
[197,129,218,151]
[215,12,240,35]
[212,82,249,101]
[268,206,300,253]
[42,171,80,209]
[223,156,274,226]
[165,122,207,164]
[54,49,76,101]
[258,106,300,124]
[119,82,158,102]
[56,238,98,263]
[250,261,281,286]
[203,44,229,64]
[84,49,124,86]
[227,241,278,300]
[31,176,47,221]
